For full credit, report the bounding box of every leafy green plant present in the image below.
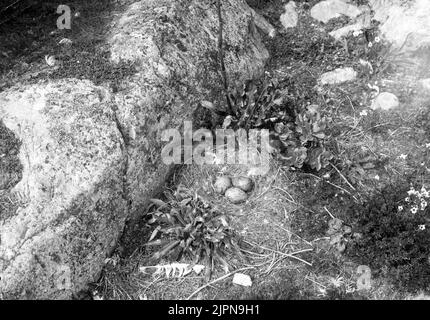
[219,79,333,170]
[145,185,243,276]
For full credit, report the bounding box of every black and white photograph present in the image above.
[0,0,429,305]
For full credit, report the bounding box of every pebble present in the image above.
[232,273,252,287]
[320,67,357,85]
[280,1,298,30]
[370,92,399,110]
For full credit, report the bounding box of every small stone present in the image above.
[320,67,357,85]
[232,273,252,287]
[310,0,362,24]
[280,1,298,30]
[329,23,362,40]
[225,187,248,204]
[370,92,399,110]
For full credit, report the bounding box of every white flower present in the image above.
[359,110,368,117]
[329,276,344,288]
[368,42,373,48]
[398,205,403,212]
[374,36,381,43]
[407,188,418,196]
[405,197,410,202]
[411,206,418,214]
[420,200,427,210]
[399,154,407,160]
[374,175,380,180]
[418,224,426,231]
[353,30,363,37]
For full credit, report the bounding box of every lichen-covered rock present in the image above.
[0,0,268,299]
[310,0,362,24]
[108,0,268,219]
[0,80,126,299]
[280,2,298,30]
[370,0,430,52]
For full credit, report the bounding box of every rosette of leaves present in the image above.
[270,106,333,170]
[145,186,243,277]
[307,147,333,171]
[295,106,328,142]
[218,79,333,170]
[224,79,291,130]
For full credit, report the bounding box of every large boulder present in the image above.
[0,0,269,299]
[0,80,126,299]
[370,0,430,52]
